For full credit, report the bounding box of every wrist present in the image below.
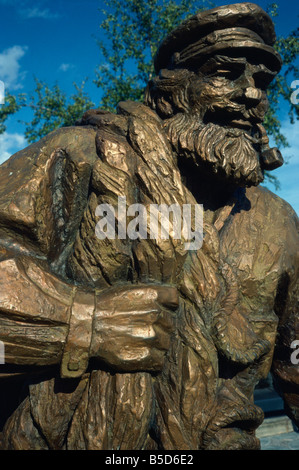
[60,288,96,379]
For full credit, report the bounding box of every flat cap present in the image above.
[154,2,282,73]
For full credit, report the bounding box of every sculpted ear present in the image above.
[144,82,175,118]
[145,69,192,118]
[155,96,176,118]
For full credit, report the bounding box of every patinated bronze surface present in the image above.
[0,3,298,450]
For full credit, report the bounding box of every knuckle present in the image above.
[157,286,179,309]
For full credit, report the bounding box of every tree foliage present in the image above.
[95,0,214,110]
[0,93,25,135]
[24,78,94,143]
[263,2,299,150]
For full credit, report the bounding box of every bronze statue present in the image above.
[0,3,298,450]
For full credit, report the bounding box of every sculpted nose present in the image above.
[233,85,263,106]
[243,87,263,104]
[236,68,263,105]
[234,71,263,105]
[238,69,255,89]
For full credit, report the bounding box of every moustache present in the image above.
[208,89,268,123]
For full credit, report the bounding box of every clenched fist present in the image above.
[90,285,179,373]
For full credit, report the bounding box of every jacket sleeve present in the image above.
[0,247,73,368]
[0,126,98,378]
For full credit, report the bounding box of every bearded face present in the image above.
[145,53,277,188]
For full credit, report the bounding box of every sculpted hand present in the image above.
[90,285,179,372]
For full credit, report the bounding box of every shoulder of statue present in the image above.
[0,125,99,177]
[117,100,162,125]
[77,107,128,137]
[245,185,299,262]
[77,101,169,174]
[0,126,99,258]
[246,185,299,228]
[77,101,163,136]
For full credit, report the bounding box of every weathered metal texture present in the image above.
[0,3,298,450]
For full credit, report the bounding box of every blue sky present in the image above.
[0,0,298,214]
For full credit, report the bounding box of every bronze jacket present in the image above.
[0,102,298,450]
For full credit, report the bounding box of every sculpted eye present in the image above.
[209,66,244,81]
[216,70,235,79]
[253,70,276,90]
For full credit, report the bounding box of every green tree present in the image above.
[264,3,299,147]
[24,78,95,144]
[95,0,214,110]
[0,93,25,135]
[262,3,299,188]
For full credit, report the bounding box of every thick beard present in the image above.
[164,112,264,187]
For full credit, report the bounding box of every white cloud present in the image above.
[0,45,28,90]
[0,1,60,20]
[0,132,26,164]
[59,63,74,72]
[20,7,60,20]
